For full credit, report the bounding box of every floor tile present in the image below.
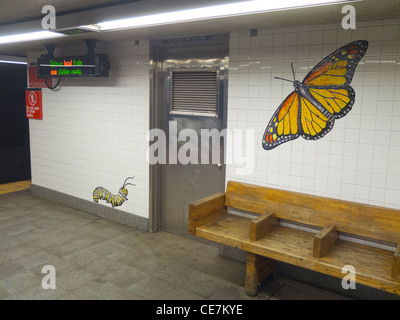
[126,276,178,299]
[99,263,149,289]
[14,250,56,270]
[61,248,103,268]
[73,278,145,300]
[55,269,99,291]
[3,284,67,300]
[156,286,206,300]
[0,270,42,295]
[45,234,107,257]
[0,261,26,280]
[0,286,9,299]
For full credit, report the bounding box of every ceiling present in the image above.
[0,0,142,26]
[0,0,399,57]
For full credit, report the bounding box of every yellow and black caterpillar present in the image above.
[93,176,135,208]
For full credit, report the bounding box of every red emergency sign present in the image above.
[26,89,43,120]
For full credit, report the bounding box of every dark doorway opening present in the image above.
[0,63,31,184]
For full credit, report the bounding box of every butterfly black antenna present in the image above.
[291,62,296,81]
[274,76,294,83]
[274,62,297,84]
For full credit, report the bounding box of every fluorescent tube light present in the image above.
[0,30,65,45]
[0,60,27,65]
[0,55,27,64]
[79,25,101,32]
[91,0,349,31]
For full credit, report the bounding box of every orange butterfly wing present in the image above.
[263,92,300,150]
[303,40,367,120]
[262,91,333,149]
[307,87,355,120]
[304,41,368,89]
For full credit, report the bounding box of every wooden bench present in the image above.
[189,181,400,296]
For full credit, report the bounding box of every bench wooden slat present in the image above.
[225,180,400,244]
[196,213,400,295]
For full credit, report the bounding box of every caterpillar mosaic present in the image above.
[92,176,135,208]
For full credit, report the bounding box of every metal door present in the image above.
[150,35,228,236]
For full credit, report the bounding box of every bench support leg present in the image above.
[245,252,276,296]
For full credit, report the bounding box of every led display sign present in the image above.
[37,54,110,78]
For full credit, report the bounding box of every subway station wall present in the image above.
[226,18,400,210]
[28,40,150,218]
[28,17,400,224]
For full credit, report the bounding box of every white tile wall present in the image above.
[227,18,400,211]
[28,40,150,218]
[27,18,400,224]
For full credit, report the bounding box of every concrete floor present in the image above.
[0,190,351,300]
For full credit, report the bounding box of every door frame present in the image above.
[148,33,229,233]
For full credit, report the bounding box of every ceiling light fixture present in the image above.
[0,30,65,45]
[87,0,350,31]
[0,55,27,64]
[0,60,27,65]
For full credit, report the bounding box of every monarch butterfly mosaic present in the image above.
[92,176,135,208]
[263,40,368,150]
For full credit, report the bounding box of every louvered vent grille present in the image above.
[172,70,218,114]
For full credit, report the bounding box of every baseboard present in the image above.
[30,184,149,232]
